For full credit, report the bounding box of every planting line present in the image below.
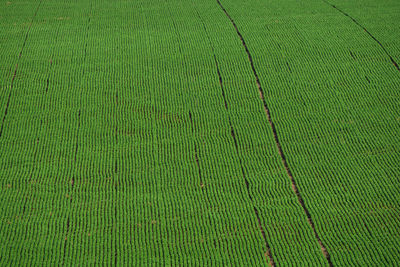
[193,7,275,266]
[215,0,333,265]
[62,6,92,264]
[114,87,119,267]
[21,27,62,221]
[322,0,399,72]
[0,0,43,138]
[188,111,205,189]
[165,1,202,189]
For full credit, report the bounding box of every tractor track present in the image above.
[188,111,205,190]
[193,7,275,266]
[114,89,119,266]
[166,1,203,190]
[0,0,43,138]
[215,0,333,265]
[20,24,61,218]
[322,0,399,72]
[62,5,92,264]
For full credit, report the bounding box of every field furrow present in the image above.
[0,0,399,265]
[214,0,400,264]
[0,0,42,138]
[322,0,400,72]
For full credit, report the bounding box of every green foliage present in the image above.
[0,0,399,265]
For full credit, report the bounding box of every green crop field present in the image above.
[1,0,399,265]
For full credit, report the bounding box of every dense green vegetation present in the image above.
[0,0,399,265]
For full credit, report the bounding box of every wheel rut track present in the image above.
[62,5,92,264]
[21,24,61,218]
[323,0,400,72]
[194,7,275,266]
[167,1,202,189]
[61,108,81,266]
[114,91,119,266]
[215,0,333,265]
[0,0,43,138]
[188,111,205,190]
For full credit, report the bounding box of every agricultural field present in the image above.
[0,0,399,265]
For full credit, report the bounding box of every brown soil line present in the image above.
[188,111,204,190]
[61,217,71,266]
[215,0,333,265]
[323,0,399,72]
[192,7,276,266]
[0,0,43,138]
